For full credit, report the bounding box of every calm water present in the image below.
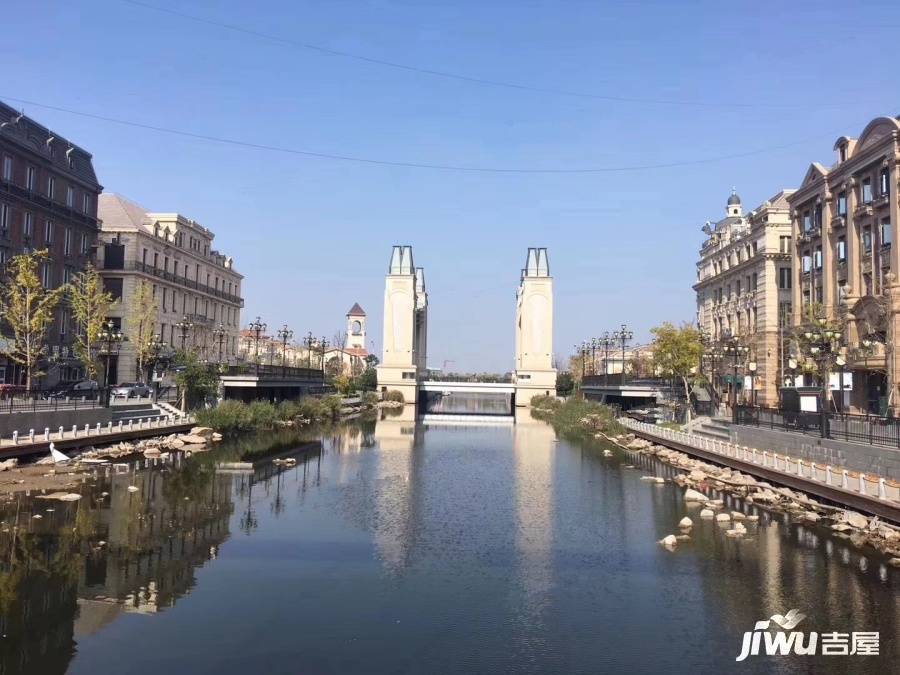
[0,409,897,674]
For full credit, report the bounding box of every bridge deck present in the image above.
[420,381,515,394]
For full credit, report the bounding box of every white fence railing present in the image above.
[620,418,900,505]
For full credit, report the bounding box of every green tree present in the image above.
[556,371,575,396]
[68,264,112,379]
[650,322,704,418]
[126,281,158,379]
[0,250,68,391]
[173,350,219,410]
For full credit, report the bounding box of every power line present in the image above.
[117,0,846,111]
[0,95,837,174]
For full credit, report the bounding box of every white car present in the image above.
[111,382,152,399]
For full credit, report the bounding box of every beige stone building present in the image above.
[694,189,795,406]
[788,116,900,414]
[98,194,243,382]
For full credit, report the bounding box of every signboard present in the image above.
[799,394,818,412]
[828,372,853,391]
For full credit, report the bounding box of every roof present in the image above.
[347,302,366,317]
[98,193,150,231]
[727,191,741,206]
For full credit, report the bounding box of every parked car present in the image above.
[46,380,99,399]
[111,382,152,399]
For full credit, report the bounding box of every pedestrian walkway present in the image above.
[621,418,900,522]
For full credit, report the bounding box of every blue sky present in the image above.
[5,1,899,371]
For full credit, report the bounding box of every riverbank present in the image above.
[530,395,623,438]
[601,429,900,565]
[194,394,378,433]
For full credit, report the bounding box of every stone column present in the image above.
[791,213,803,327]
[821,194,835,316]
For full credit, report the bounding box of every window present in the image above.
[881,167,890,196]
[142,248,148,265]
[103,277,124,300]
[778,267,792,289]
[153,252,158,269]
[863,226,872,253]
[162,287,167,311]
[814,246,822,269]
[1,156,11,181]
[23,212,33,238]
[837,192,847,216]
[814,203,822,228]
[863,178,873,203]
[0,203,8,234]
[882,219,892,248]
[44,220,53,245]
[26,166,36,191]
[81,232,89,254]
[82,193,90,214]
[752,241,758,255]
[802,253,811,273]
[802,211,811,231]
[736,279,742,295]
[60,309,69,337]
[751,272,758,290]
[47,176,55,200]
[40,263,51,288]
[779,236,791,253]
[64,228,71,256]
[66,186,74,208]
[837,237,847,262]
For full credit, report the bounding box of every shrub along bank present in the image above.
[530,395,623,439]
[194,394,378,434]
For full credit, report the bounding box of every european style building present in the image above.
[97,193,243,383]
[0,101,103,387]
[695,189,795,406]
[788,116,900,414]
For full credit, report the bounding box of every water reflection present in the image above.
[0,415,896,674]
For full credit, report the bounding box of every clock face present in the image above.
[351,320,363,335]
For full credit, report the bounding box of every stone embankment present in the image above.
[0,426,223,497]
[602,432,900,567]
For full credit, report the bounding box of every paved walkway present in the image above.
[622,418,900,522]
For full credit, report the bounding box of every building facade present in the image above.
[787,116,900,414]
[0,101,103,386]
[695,189,795,406]
[97,194,243,382]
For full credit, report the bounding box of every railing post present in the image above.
[841,470,849,489]
[12,431,18,445]
[28,429,34,443]
[879,478,887,500]
[826,465,833,485]
[859,474,867,495]
[118,420,123,432]
[72,424,78,438]
[44,427,49,441]
[84,423,90,436]
[58,426,64,439]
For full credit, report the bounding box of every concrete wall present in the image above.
[0,407,114,438]
[729,424,900,481]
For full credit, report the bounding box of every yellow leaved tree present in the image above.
[68,264,113,380]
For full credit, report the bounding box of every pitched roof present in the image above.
[98,193,150,231]
[347,302,366,317]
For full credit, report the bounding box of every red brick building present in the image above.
[0,100,103,386]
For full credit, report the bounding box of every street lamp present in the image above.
[722,334,749,411]
[248,316,267,376]
[590,337,598,376]
[277,324,293,378]
[304,332,316,370]
[600,332,613,385]
[319,336,330,371]
[175,315,194,351]
[212,322,228,364]
[612,324,633,385]
[146,333,166,400]
[797,315,844,435]
[98,319,124,406]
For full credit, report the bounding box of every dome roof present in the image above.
[727,189,741,206]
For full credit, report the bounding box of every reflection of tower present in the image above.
[514,248,557,406]
[376,245,426,403]
[345,303,366,350]
[512,407,556,632]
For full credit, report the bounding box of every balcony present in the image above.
[855,203,874,218]
[875,194,890,208]
[829,215,846,232]
[112,260,245,307]
[0,178,99,229]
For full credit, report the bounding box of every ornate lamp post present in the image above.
[612,324,633,385]
[590,337,598,376]
[798,315,844,435]
[212,322,228,364]
[248,316,267,376]
[304,332,315,370]
[578,342,588,378]
[98,319,124,406]
[175,315,194,352]
[319,336,330,371]
[277,324,293,377]
[146,333,167,400]
[722,334,749,411]
[600,332,613,385]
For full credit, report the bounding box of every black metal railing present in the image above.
[110,261,245,307]
[734,404,900,448]
[582,374,674,388]
[222,364,324,380]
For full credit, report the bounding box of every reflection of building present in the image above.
[694,189,795,406]
[80,464,234,615]
[98,193,244,381]
[0,100,104,387]
[787,117,900,414]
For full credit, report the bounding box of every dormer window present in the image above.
[839,144,847,162]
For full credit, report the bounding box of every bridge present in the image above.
[376,246,556,408]
[580,374,677,410]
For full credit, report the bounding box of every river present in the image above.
[0,408,896,674]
